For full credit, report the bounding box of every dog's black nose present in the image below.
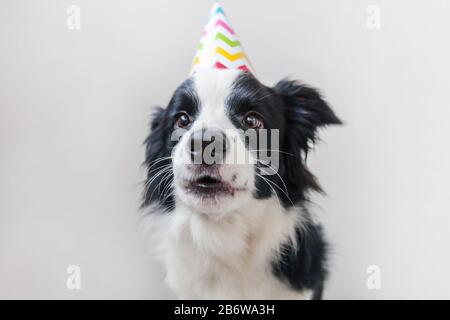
[188,128,228,165]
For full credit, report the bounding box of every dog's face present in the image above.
[143,68,340,218]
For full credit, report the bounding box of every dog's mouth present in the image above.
[184,174,243,197]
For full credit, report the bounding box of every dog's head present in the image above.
[143,68,340,218]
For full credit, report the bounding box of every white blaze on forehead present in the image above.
[193,68,242,128]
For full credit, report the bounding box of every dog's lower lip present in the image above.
[188,176,228,192]
[194,175,221,186]
[184,175,242,196]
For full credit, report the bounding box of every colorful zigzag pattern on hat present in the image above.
[190,1,253,74]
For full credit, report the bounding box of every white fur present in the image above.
[143,69,312,299]
[143,202,312,299]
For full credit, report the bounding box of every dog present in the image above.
[142,68,340,299]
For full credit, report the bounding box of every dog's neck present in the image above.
[170,197,301,262]
[143,196,311,299]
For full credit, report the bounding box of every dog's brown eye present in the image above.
[175,112,191,128]
[242,112,264,129]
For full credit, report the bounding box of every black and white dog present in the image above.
[142,68,340,299]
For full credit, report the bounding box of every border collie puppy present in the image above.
[142,68,340,299]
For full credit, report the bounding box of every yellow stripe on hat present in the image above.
[215,47,246,62]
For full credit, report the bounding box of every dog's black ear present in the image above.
[274,79,341,153]
[273,79,341,195]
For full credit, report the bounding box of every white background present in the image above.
[1,0,449,299]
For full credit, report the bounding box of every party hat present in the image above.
[190,1,253,74]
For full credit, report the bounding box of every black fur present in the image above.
[272,223,329,300]
[142,72,340,299]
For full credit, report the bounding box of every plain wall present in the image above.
[1,0,449,299]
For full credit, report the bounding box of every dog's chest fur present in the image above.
[144,198,312,299]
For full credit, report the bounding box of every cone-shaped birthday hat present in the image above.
[190,1,253,74]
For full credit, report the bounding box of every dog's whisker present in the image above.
[257,170,293,207]
[148,170,173,202]
[256,159,294,206]
[147,163,173,176]
[161,188,176,205]
[144,167,173,200]
[144,166,172,189]
[159,175,175,203]
[254,173,284,215]
[146,156,173,171]
[248,149,295,157]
